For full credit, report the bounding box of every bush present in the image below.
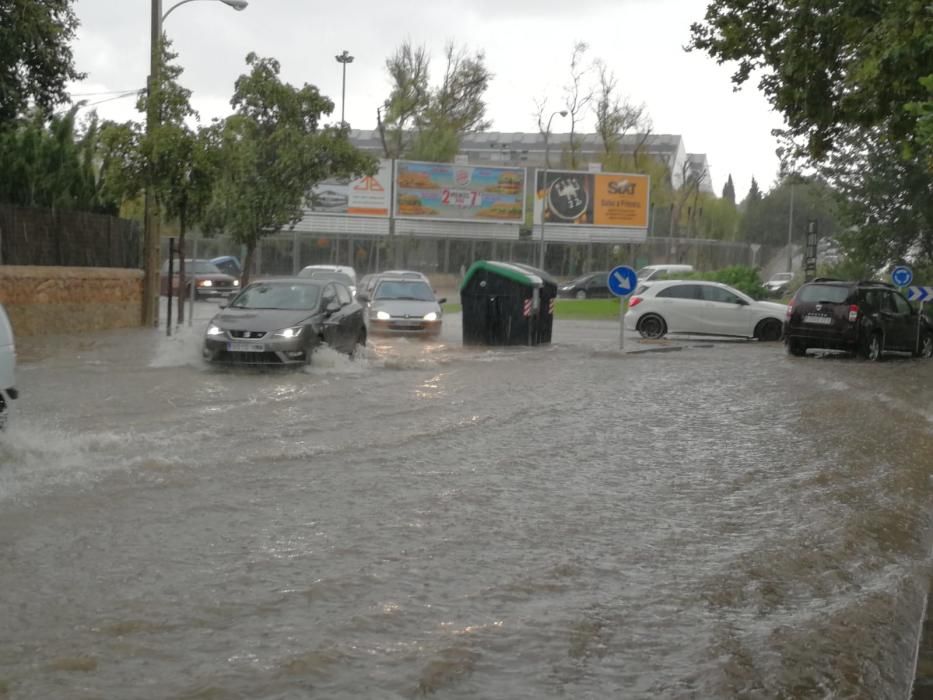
[683,265,768,299]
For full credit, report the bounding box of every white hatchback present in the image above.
[623,280,787,341]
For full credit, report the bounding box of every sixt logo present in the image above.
[608,180,637,195]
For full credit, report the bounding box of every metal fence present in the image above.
[0,204,141,268]
[170,229,781,280]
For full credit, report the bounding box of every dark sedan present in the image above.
[558,271,611,299]
[161,259,239,300]
[203,278,366,365]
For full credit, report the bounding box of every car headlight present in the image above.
[374,310,391,320]
[199,280,213,287]
[233,280,240,287]
[423,312,438,321]
[273,326,303,339]
[206,324,224,336]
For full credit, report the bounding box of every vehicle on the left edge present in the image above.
[623,280,786,341]
[161,259,239,300]
[203,278,366,365]
[0,303,18,428]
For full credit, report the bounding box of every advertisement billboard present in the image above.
[395,161,525,222]
[308,159,392,217]
[533,170,650,228]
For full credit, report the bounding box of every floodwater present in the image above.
[1,300,932,699]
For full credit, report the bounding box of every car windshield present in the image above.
[228,283,320,310]
[162,260,223,275]
[796,285,850,304]
[373,280,435,302]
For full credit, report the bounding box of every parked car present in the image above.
[784,278,933,360]
[209,255,242,279]
[559,271,611,299]
[623,280,786,341]
[0,303,18,428]
[297,265,358,296]
[203,278,365,365]
[160,259,239,300]
[358,275,446,337]
[636,264,695,283]
[764,272,794,296]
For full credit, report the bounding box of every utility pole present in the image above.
[538,110,567,270]
[786,181,795,273]
[142,0,163,327]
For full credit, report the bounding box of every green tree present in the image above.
[688,0,931,159]
[0,0,85,124]
[98,39,217,322]
[721,174,735,205]
[0,107,114,212]
[377,42,430,158]
[205,53,375,285]
[738,177,763,242]
[378,41,492,162]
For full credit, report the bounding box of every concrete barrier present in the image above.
[0,266,143,336]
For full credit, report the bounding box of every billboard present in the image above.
[533,170,650,228]
[395,161,525,222]
[308,159,392,217]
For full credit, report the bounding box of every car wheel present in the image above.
[916,331,933,359]
[575,290,587,300]
[351,327,367,358]
[637,314,667,339]
[786,338,807,357]
[861,332,884,361]
[755,318,783,342]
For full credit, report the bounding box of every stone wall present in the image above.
[0,266,142,336]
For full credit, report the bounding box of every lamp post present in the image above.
[538,110,567,271]
[335,50,354,127]
[142,0,248,327]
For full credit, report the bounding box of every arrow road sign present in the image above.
[907,286,933,303]
[892,265,913,287]
[608,265,638,297]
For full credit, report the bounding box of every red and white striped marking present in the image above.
[523,298,532,317]
[548,298,555,315]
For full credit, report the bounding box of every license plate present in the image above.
[227,341,265,352]
[804,314,833,325]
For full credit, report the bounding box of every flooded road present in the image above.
[2,301,933,699]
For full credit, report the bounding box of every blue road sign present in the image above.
[907,286,933,303]
[892,265,913,288]
[608,265,638,297]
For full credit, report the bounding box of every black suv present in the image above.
[784,279,933,360]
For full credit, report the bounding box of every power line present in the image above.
[54,91,142,115]
[70,88,141,97]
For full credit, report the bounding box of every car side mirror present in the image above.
[356,292,370,302]
[438,297,447,305]
[326,300,340,314]
[737,299,749,306]
[218,303,227,310]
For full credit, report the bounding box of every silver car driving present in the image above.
[358,275,446,337]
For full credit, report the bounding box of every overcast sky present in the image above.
[69,0,786,198]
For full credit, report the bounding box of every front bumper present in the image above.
[369,318,442,336]
[203,335,311,365]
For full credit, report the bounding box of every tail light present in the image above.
[628,296,642,308]
[785,301,793,319]
[848,304,859,323]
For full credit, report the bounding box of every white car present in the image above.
[0,303,18,427]
[623,280,787,341]
[297,265,358,296]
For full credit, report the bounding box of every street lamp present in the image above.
[335,50,354,127]
[142,0,248,327]
[538,110,567,270]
